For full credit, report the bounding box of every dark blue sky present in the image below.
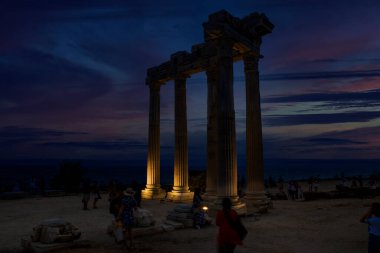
[1,0,380,168]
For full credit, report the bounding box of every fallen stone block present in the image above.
[164,220,185,229]
[161,224,175,232]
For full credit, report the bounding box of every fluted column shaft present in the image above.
[173,77,189,192]
[145,82,161,190]
[205,67,218,197]
[244,54,265,194]
[216,39,238,199]
[204,67,218,199]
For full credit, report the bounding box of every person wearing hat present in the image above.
[361,202,380,253]
[117,187,137,249]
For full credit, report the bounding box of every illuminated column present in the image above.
[203,67,218,201]
[142,82,165,199]
[215,38,239,203]
[244,53,270,211]
[167,76,193,202]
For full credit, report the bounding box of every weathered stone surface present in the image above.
[26,219,81,246]
[134,226,164,237]
[161,224,175,232]
[163,220,185,229]
[144,10,274,216]
[134,208,156,227]
[166,216,194,227]
[166,191,193,202]
[173,204,193,212]
[167,211,193,219]
[21,238,90,253]
[166,204,195,227]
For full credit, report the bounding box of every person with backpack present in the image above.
[216,198,247,253]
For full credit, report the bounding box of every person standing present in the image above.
[216,198,243,253]
[192,188,204,229]
[109,183,123,218]
[91,181,101,209]
[118,187,137,249]
[81,179,91,210]
[360,202,380,253]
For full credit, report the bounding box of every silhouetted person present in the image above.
[131,180,142,207]
[358,175,364,188]
[360,202,380,253]
[308,177,313,192]
[91,181,101,208]
[81,179,91,210]
[118,188,137,249]
[37,176,45,195]
[109,183,123,218]
[216,198,243,253]
[192,188,204,229]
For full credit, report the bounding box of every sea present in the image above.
[1,159,379,187]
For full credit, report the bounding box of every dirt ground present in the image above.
[0,182,374,253]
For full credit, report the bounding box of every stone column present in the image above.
[203,67,218,202]
[142,82,165,199]
[213,39,246,215]
[167,77,193,202]
[244,53,270,212]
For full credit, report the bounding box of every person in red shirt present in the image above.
[216,198,243,253]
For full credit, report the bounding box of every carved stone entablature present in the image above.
[146,10,274,85]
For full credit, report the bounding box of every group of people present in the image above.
[80,180,380,253]
[307,176,319,192]
[287,181,304,200]
[106,184,245,252]
[81,180,101,210]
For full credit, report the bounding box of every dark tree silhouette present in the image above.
[51,160,85,193]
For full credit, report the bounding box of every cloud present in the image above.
[263,89,380,103]
[0,126,86,143]
[309,58,380,64]
[0,48,112,112]
[263,111,380,126]
[39,140,146,150]
[263,126,380,159]
[307,138,367,145]
[261,69,380,81]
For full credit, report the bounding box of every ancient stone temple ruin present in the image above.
[141,10,274,214]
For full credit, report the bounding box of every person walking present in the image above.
[360,202,380,253]
[118,187,137,249]
[216,198,243,253]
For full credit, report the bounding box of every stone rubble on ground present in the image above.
[166,204,194,227]
[21,218,89,252]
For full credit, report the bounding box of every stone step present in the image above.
[166,216,193,227]
[21,238,91,253]
[163,220,185,229]
[167,211,193,219]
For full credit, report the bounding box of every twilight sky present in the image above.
[1,0,380,169]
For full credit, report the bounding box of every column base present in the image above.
[244,191,272,214]
[141,186,166,200]
[166,191,194,202]
[207,196,247,217]
[202,191,217,203]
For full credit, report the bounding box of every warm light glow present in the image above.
[202,206,208,211]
